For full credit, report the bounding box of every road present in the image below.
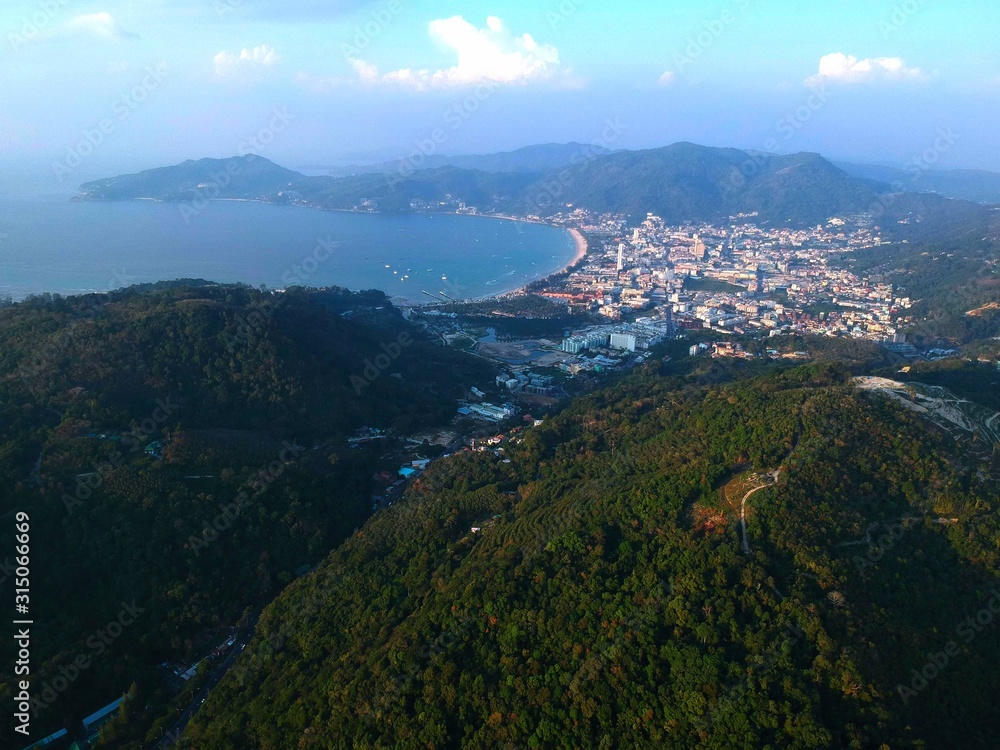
[154,617,258,748]
[739,470,780,555]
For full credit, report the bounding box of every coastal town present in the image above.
[535,208,913,346]
[405,204,924,377]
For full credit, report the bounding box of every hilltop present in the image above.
[78,155,301,203]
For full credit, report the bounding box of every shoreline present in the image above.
[203,198,590,307]
[391,221,588,308]
[43,196,585,308]
[567,228,589,269]
[489,226,587,300]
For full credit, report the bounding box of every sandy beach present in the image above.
[567,228,589,269]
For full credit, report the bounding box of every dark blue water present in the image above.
[0,198,576,303]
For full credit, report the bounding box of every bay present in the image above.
[0,198,576,303]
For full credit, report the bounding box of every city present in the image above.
[544,209,909,345]
[418,202,924,370]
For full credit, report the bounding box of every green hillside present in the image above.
[840,192,1000,344]
[183,364,1000,749]
[79,155,301,202]
[528,144,886,224]
[0,283,492,743]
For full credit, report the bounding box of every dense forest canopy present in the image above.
[183,363,1000,749]
[0,283,493,745]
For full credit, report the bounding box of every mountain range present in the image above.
[316,142,615,178]
[835,160,1000,204]
[78,143,1000,229]
[72,143,890,226]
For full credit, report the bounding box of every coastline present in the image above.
[206,199,589,307]
[392,220,587,308]
[567,228,588,269]
[484,225,587,301]
[57,196,585,307]
[443,215,587,296]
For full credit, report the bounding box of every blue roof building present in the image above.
[82,697,123,732]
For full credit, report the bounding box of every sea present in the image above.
[0,197,577,304]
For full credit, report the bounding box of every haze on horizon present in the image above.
[1,0,998,194]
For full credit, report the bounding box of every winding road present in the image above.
[739,470,781,555]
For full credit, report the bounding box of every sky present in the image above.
[1,0,998,193]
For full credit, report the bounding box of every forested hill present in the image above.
[184,363,1000,749]
[77,143,891,226]
[0,283,489,448]
[77,155,301,202]
[518,144,887,225]
[0,283,492,744]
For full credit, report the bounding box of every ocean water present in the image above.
[0,198,576,304]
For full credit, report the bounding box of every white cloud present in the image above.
[349,58,379,85]
[657,70,676,87]
[805,52,924,86]
[214,45,282,78]
[295,60,371,93]
[349,16,564,90]
[61,12,139,40]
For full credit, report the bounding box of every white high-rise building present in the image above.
[610,332,638,352]
[693,235,706,260]
[617,243,625,272]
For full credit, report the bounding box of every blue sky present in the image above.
[1,0,998,190]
